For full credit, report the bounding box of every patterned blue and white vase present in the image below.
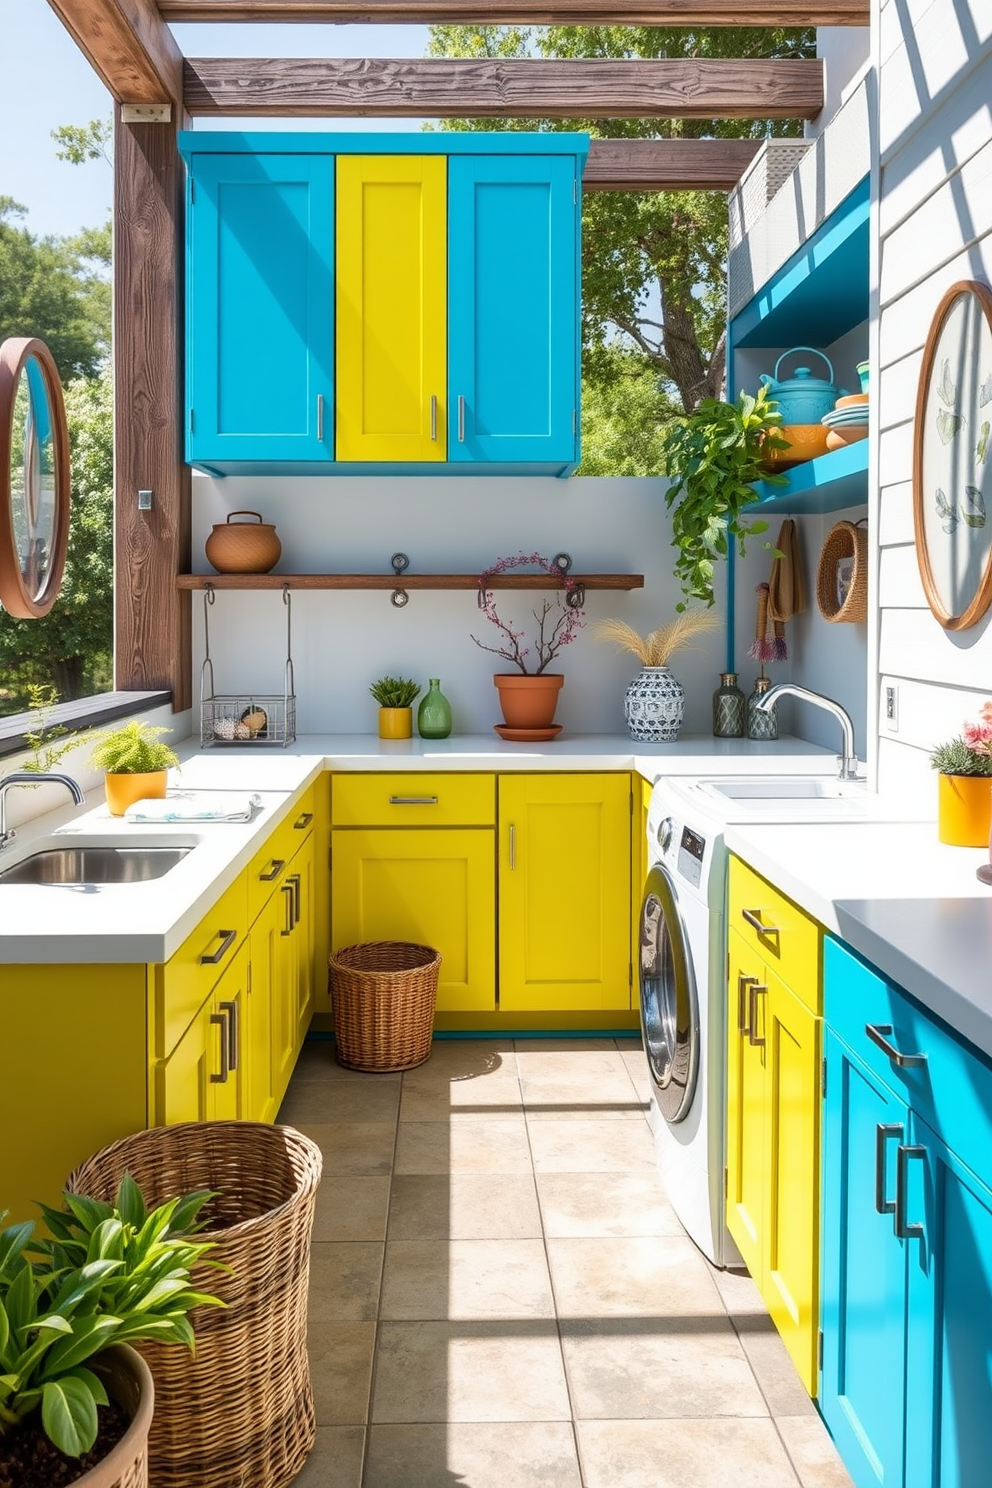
[623,666,686,742]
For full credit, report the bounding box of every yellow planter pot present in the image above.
[105,770,168,817]
[938,773,992,846]
[378,708,413,741]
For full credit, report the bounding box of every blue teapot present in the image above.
[759,347,845,423]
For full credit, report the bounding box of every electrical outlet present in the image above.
[885,684,898,731]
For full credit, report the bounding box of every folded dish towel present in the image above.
[124,793,262,824]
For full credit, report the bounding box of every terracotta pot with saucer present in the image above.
[493,674,564,740]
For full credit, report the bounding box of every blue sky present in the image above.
[1,2,432,240]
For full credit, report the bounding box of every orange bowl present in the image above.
[835,393,869,410]
[762,423,832,469]
[825,426,869,451]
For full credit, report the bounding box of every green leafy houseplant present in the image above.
[368,677,421,709]
[0,1174,221,1468]
[661,385,789,609]
[89,721,179,775]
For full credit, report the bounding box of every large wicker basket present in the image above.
[329,940,441,1071]
[67,1122,322,1488]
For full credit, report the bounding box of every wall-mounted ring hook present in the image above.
[391,589,410,608]
[567,584,586,609]
[552,552,573,575]
[390,553,411,606]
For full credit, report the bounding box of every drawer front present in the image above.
[155,872,249,1058]
[729,855,821,1014]
[825,936,992,1180]
[247,785,316,923]
[332,773,495,827]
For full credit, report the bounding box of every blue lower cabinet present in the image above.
[447,155,579,470]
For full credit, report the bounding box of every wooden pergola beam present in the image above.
[45,0,183,104]
[162,0,869,23]
[183,56,824,119]
[584,137,760,190]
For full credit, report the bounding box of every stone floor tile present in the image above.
[404,1040,518,1083]
[371,1322,571,1423]
[775,1416,856,1486]
[736,1318,819,1418]
[297,1123,397,1177]
[292,1427,365,1487]
[279,1078,400,1126]
[514,1045,631,1084]
[516,1037,621,1056]
[388,1173,542,1241]
[381,1238,555,1321]
[294,1043,401,1083]
[710,1263,769,1319]
[364,1422,582,1488]
[562,1316,767,1419]
[400,1081,523,1122]
[577,1418,802,1488]
[521,1075,649,1121]
[547,1235,726,1319]
[527,1120,657,1174]
[395,1119,533,1175]
[313,1176,391,1242]
[537,1172,682,1239]
[309,1241,384,1323]
[618,1048,653,1102]
[308,1321,376,1426]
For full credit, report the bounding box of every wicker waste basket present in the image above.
[329,940,441,1071]
[67,1121,322,1488]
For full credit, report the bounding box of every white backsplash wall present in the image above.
[190,474,746,737]
[873,0,992,790]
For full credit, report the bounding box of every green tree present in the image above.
[0,367,114,710]
[577,346,674,475]
[0,199,108,379]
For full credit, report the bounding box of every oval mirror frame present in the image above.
[912,280,992,631]
[0,336,71,619]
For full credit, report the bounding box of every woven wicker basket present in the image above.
[816,519,869,623]
[67,1122,322,1488]
[329,940,441,1071]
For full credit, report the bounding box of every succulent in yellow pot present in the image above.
[370,677,421,740]
[90,721,180,816]
[930,703,992,846]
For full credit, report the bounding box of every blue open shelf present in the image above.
[746,436,868,515]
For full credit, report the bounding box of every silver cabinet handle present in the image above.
[865,1024,928,1068]
[317,392,324,442]
[281,883,294,937]
[259,858,285,882]
[509,823,516,870]
[286,871,301,926]
[458,394,465,443]
[742,907,781,938]
[210,1010,230,1084]
[737,974,757,1035]
[389,796,439,806]
[747,982,767,1047]
[874,1123,903,1215]
[200,928,236,965]
[430,394,438,441]
[895,1144,926,1240]
[219,998,240,1072]
[294,811,314,830]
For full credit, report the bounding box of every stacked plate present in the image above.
[821,393,869,450]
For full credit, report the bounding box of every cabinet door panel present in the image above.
[498,775,629,1011]
[448,156,577,463]
[188,154,334,463]
[332,828,496,1012]
[157,996,212,1127]
[288,834,315,1052]
[336,156,446,461]
[726,927,766,1278]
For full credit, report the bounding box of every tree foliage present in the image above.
[0,199,109,379]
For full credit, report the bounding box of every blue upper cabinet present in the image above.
[186,153,335,468]
[447,155,578,467]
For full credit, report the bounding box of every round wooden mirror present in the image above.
[0,337,71,619]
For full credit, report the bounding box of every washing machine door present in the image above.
[639,864,699,1123]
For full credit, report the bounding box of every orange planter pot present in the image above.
[105,770,168,817]
[938,773,992,846]
[493,673,564,729]
[378,707,412,740]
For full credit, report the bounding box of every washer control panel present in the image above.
[656,816,673,854]
[677,826,706,888]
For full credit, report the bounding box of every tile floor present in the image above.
[279,1036,854,1488]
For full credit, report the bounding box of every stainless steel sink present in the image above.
[0,846,191,885]
[707,778,867,802]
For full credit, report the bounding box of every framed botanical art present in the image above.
[913,280,992,630]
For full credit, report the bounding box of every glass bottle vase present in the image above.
[417,678,452,739]
[712,672,746,738]
[747,676,779,741]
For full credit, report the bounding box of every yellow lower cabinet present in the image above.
[286,831,316,1057]
[498,774,631,1012]
[157,940,249,1125]
[331,826,496,1011]
[726,928,767,1280]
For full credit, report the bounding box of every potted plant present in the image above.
[0,1175,220,1488]
[89,722,180,817]
[661,385,788,609]
[472,553,585,735]
[369,677,421,740]
[930,702,992,845]
[595,610,720,741]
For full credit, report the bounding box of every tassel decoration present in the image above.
[748,582,777,663]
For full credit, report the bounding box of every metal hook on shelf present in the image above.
[391,552,410,607]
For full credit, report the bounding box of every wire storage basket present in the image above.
[329,941,441,1071]
[200,583,296,746]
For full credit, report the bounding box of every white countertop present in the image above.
[725,819,992,1061]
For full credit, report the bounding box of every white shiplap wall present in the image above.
[874,0,992,790]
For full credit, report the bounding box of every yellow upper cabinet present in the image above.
[336,155,447,462]
[499,774,631,1012]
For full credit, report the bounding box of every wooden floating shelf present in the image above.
[177,573,645,590]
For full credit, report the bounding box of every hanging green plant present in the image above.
[661,385,789,609]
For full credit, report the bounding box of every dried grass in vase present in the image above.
[594,610,721,668]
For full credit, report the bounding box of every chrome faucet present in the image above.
[754,684,860,780]
[0,772,85,851]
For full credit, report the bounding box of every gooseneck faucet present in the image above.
[753,684,860,780]
[0,772,85,851]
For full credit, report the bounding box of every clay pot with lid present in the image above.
[205,511,282,574]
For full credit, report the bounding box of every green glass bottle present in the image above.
[417,677,452,739]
